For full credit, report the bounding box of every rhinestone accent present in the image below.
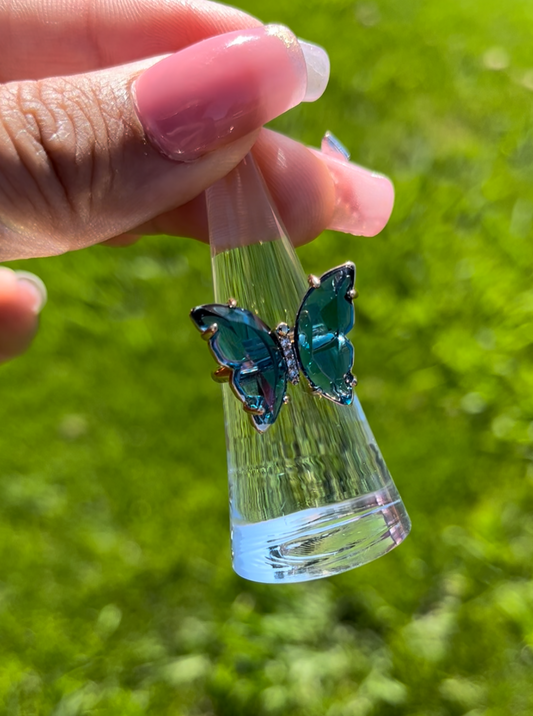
[275,325,300,384]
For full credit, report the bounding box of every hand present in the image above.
[0,0,394,364]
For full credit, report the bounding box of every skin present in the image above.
[0,268,41,362]
[0,0,392,364]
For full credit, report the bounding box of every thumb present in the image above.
[0,25,328,261]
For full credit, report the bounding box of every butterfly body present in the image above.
[190,263,357,433]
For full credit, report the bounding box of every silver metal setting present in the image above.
[276,322,290,337]
[347,288,358,300]
[308,274,321,289]
[227,297,238,308]
[275,323,300,385]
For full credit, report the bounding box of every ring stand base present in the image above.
[232,483,410,584]
[206,153,411,584]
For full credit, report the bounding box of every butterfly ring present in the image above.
[190,263,358,433]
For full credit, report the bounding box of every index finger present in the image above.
[0,0,261,81]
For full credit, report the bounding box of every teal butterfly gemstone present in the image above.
[190,263,357,433]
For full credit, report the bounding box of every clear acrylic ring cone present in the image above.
[205,153,410,584]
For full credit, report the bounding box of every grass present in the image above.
[2,0,533,713]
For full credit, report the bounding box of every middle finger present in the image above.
[126,128,395,247]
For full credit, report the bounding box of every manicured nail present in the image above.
[321,130,351,160]
[14,271,47,313]
[298,40,330,102]
[0,266,16,283]
[134,26,329,162]
[311,132,395,237]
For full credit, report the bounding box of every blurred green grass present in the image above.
[2,0,533,713]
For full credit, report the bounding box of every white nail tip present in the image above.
[15,271,47,313]
[298,40,330,102]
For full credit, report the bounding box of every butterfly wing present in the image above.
[190,304,287,432]
[294,263,356,405]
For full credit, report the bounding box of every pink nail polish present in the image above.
[134,26,321,162]
[311,132,395,237]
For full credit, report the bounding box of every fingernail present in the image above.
[321,130,351,160]
[0,266,17,288]
[311,132,395,237]
[134,25,329,162]
[14,271,47,313]
[298,40,330,102]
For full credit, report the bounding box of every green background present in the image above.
[2,0,533,713]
